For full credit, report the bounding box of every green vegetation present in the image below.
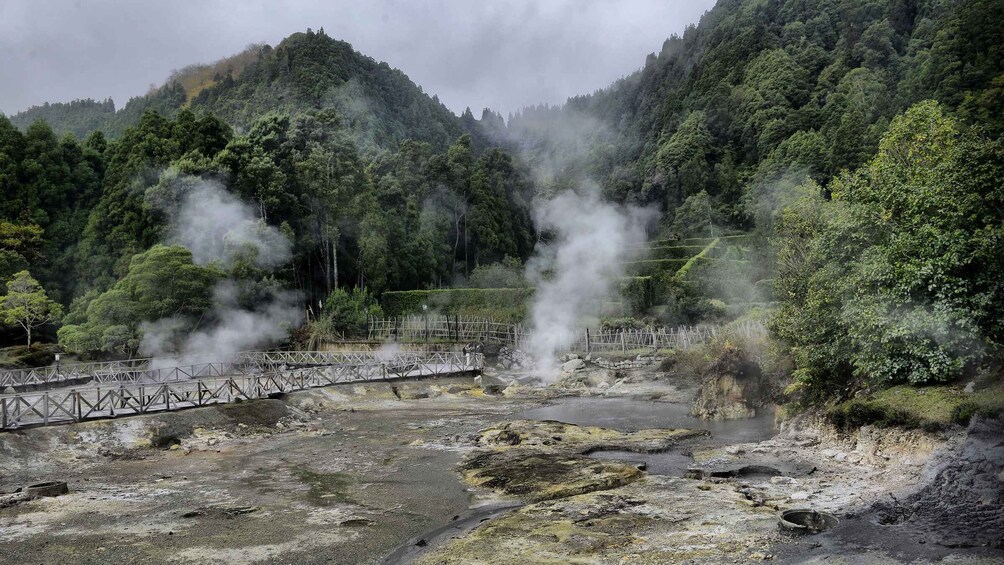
[316,287,383,339]
[1,102,534,354]
[1,0,1001,424]
[0,344,57,368]
[773,101,1003,397]
[827,386,1004,431]
[624,259,688,277]
[0,270,62,346]
[381,288,534,322]
[58,245,220,355]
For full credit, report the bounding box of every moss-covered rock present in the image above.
[691,340,768,420]
[461,420,706,501]
[419,476,777,564]
[463,451,643,501]
[827,385,1004,431]
[473,420,707,453]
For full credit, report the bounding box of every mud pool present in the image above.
[518,396,778,443]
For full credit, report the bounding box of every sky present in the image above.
[0,0,715,118]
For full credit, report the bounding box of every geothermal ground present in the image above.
[0,363,1001,564]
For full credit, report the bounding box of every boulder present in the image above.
[561,359,586,373]
[475,374,509,395]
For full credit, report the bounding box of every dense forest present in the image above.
[1,0,1002,403]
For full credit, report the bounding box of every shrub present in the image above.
[322,287,383,337]
[620,277,655,315]
[468,257,529,289]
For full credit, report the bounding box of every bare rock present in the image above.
[561,359,586,372]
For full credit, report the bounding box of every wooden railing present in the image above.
[0,351,482,430]
[363,316,766,353]
[1,358,153,389]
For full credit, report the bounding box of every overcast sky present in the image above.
[0,0,714,118]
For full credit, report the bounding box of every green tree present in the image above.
[0,222,44,284]
[321,287,382,338]
[0,270,63,346]
[774,101,1004,393]
[58,245,219,354]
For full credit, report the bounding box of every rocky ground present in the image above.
[416,401,1003,564]
[0,361,1000,564]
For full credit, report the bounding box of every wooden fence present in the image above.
[0,351,482,430]
[367,315,529,345]
[364,316,766,353]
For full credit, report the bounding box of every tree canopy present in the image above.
[1,270,62,346]
[772,100,1003,394]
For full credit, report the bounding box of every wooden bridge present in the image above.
[0,318,766,431]
[0,351,482,430]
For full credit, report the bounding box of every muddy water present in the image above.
[518,397,778,476]
[518,397,777,443]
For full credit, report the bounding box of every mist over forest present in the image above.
[2,0,999,393]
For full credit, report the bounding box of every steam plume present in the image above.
[525,184,654,378]
[140,175,301,365]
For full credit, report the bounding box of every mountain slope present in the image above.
[507,0,1004,228]
[10,29,466,151]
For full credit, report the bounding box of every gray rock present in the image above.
[561,359,586,372]
[477,374,509,394]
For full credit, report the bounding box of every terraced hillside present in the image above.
[380,233,765,322]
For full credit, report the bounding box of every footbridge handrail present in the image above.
[0,351,483,430]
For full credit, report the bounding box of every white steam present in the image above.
[167,183,291,269]
[525,184,654,378]
[140,176,301,365]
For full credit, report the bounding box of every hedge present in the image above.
[645,245,707,260]
[675,238,720,280]
[623,258,688,277]
[381,288,534,322]
[381,277,656,322]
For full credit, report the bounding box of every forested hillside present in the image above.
[509,0,1002,227]
[0,101,535,354]
[500,0,1003,398]
[10,29,469,152]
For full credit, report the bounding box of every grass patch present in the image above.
[827,385,1004,432]
[0,344,57,368]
